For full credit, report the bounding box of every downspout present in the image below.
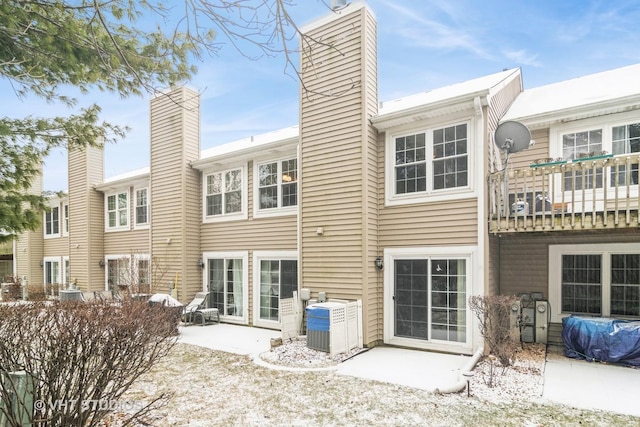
[432,96,488,394]
[433,345,484,394]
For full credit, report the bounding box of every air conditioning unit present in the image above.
[306,300,362,357]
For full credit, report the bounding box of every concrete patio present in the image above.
[178,324,640,418]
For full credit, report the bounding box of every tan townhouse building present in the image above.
[10,1,640,354]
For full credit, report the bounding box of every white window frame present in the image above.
[133,253,150,293]
[252,251,298,329]
[550,111,640,202]
[105,189,130,232]
[62,203,69,237]
[202,251,249,324]
[63,256,70,288]
[384,246,478,354]
[202,166,248,223]
[43,256,62,285]
[44,204,61,239]
[105,254,131,292]
[549,243,640,324]
[134,187,150,229]
[385,118,476,207]
[253,157,298,218]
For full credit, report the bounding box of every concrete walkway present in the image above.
[178,324,640,417]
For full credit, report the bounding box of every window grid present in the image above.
[135,189,148,226]
[431,259,467,342]
[611,254,640,316]
[257,159,297,211]
[63,204,69,236]
[562,129,603,191]
[45,207,60,236]
[107,192,128,229]
[433,125,468,190]
[395,133,426,195]
[561,254,602,315]
[394,257,467,343]
[206,169,242,217]
[611,123,640,186]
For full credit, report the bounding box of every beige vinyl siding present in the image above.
[16,172,44,286]
[548,322,563,346]
[499,230,640,298]
[201,218,297,326]
[510,127,550,168]
[300,6,379,344]
[103,229,149,254]
[43,236,68,256]
[487,235,500,295]
[150,86,201,302]
[488,76,523,172]
[380,198,479,247]
[68,145,104,292]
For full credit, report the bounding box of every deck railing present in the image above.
[488,154,640,233]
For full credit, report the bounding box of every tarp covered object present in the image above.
[562,316,640,367]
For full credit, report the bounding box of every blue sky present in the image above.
[3,0,640,191]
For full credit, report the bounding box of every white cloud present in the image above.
[504,49,542,67]
[382,1,492,59]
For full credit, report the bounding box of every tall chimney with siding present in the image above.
[298,2,379,345]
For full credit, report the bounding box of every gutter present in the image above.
[433,346,484,394]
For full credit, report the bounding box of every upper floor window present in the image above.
[106,191,129,231]
[63,204,69,236]
[611,122,640,186]
[552,114,640,192]
[255,158,298,216]
[204,167,246,221]
[387,122,471,206]
[44,206,60,238]
[135,188,149,227]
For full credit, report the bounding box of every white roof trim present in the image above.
[193,126,299,171]
[502,63,640,127]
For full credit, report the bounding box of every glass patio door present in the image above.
[394,258,467,343]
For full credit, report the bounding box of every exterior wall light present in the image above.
[198,259,205,269]
[375,256,383,270]
[98,260,106,268]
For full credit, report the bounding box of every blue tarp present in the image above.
[306,306,330,332]
[562,316,640,367]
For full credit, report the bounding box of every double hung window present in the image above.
[611,123,640,186]
[205,168,244,220]
[256,159,298,213]
[389,122,470,205]
[135,188,149,227]
[106,191,129,231]
[44,206,60,237]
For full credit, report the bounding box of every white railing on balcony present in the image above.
[489,154,640,232]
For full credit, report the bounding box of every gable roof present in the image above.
[372,68,521,130]
[502,63,640,128]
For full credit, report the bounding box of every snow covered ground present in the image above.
[107,340,639,426]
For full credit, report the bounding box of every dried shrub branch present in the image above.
[469,295,520,368]
[0,300,178,426]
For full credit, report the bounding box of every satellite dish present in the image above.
[494,121,532,154]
